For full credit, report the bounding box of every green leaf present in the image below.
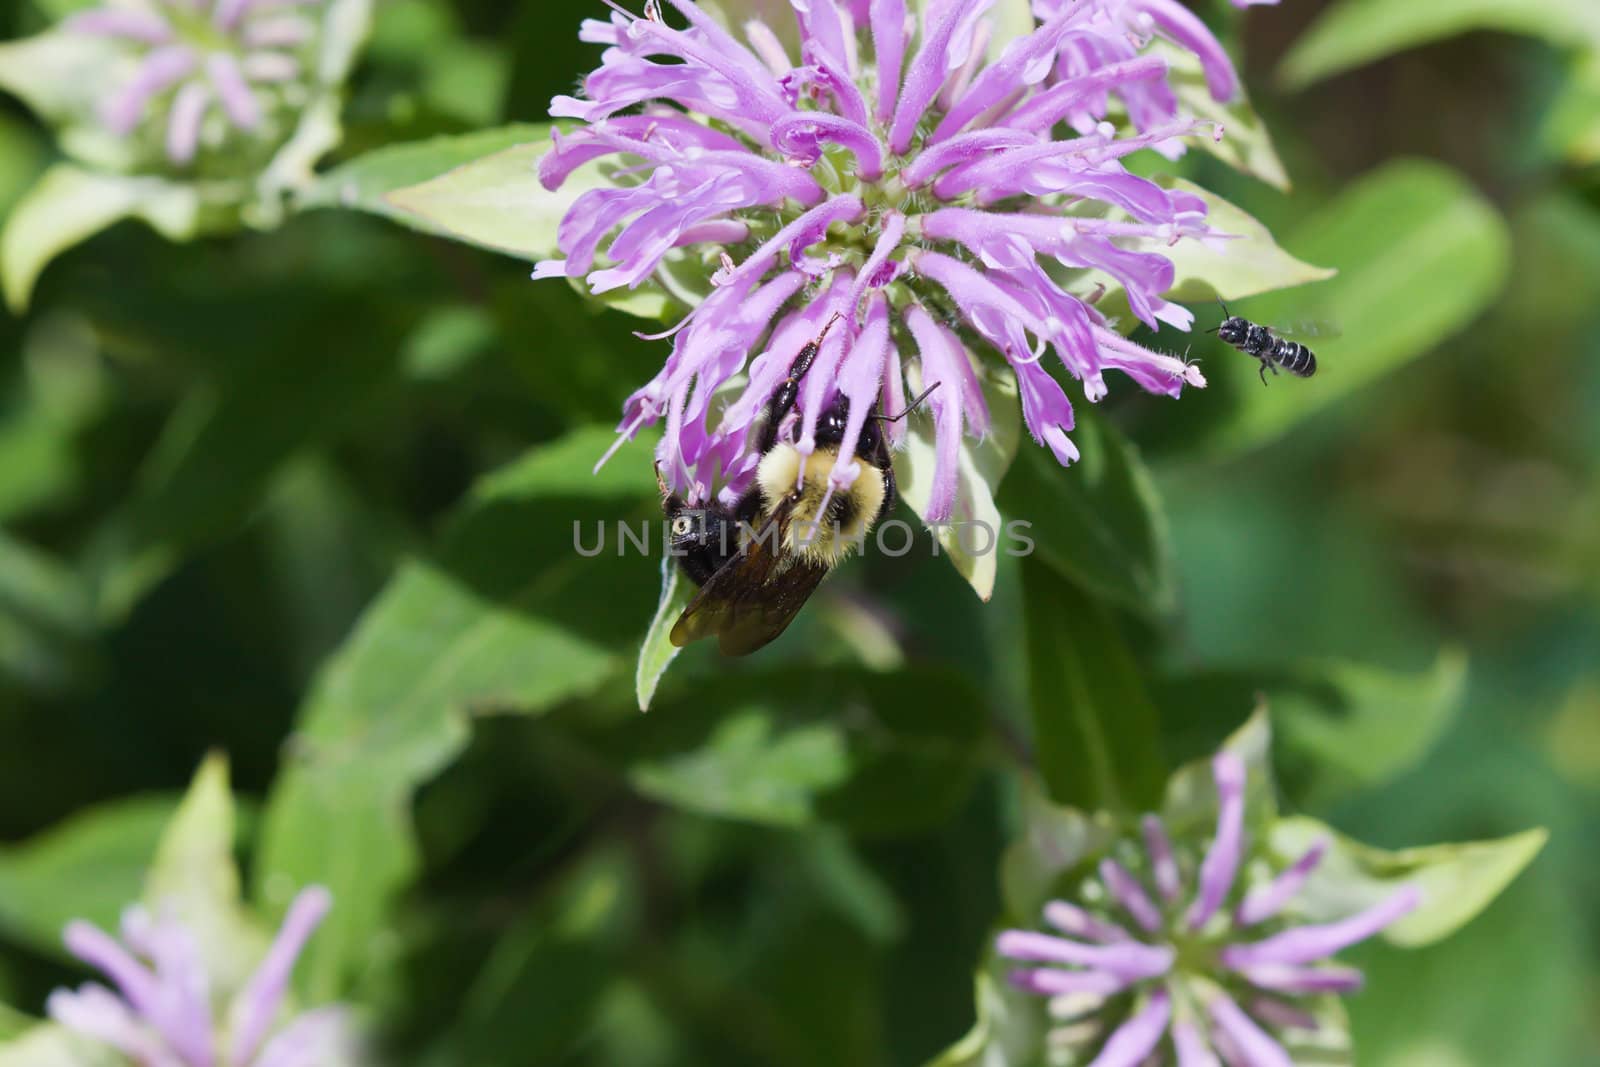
[631,709,852,826]
[0,30,116,130]
[88,304,405,619]
[1271,815,1548,948]
[1,164,200,312]
[998,414,1174,617]
[636,555,692,712]
[1159,180,1336,303]
[1156,41,1291,190]
[1281,0,1600,89]
[894,362,1023,602]
[297,124,549,222]
[0,1025,117,1067]
[600,666,988,834]
[1019,558,1166,815]
[998,779,1118,921]
[382,135,576,261]
[1543,47,1600,165]
[1204,159,1510,453]
[923,974,1022,1067]
[1156,651,1467,808]
[146,755,267,993]
[0,795,175,959]
[0,530,98,695]
[255,426,660,998]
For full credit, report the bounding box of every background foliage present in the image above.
[0,0,1596,1064]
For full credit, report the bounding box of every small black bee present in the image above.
[1210,303,1317,385]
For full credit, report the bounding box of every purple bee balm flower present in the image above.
[537,0,1239,519]
[998,753,1421,1065]
[66,0,322,166]
[47,886,355,1067]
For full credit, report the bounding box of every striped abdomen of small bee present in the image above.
[1268,338,1317,378]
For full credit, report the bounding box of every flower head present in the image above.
[997,753,1420,1066]
[48,886,354,1067]
[538,0,1239,518]
[66,0,325,167]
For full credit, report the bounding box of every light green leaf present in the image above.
[255,426,659,998]
[0,1024,118,1067]
[894,363,1022,602]
[1543,47,1600,165]
[1156,41,1290,190]
[998,414,1174,617]
[1271,815,1548,948]
[0,1006,30,1044]
[1205,159,1510,453]
[1020,558,1167,815]
[146,755,267,993]
[1160,179,1336,303]
[297,124,549,222]
[0,795,175,958]
[1280,0,1600,89]
[630,709,852,826]
[0,30,117,129]
[636,556,691,712]
[999,779,1118,921]
[383,137,577,261]
[2,164,200,312]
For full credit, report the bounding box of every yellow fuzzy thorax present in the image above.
[756,445,886,566]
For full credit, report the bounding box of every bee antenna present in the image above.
[874,381,942,423]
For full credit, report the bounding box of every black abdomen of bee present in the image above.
[1270,339,1317,378]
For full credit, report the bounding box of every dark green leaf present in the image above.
[1019,558,1166,814]
[1156,652,1467,807]
[255,426,660,998]
[0,795,174,959]
[998,415,1174,617]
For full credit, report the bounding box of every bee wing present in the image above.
[669,515,829,656]
[1271,320,1342,341]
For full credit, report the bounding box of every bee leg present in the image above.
[1258,361,1270,387]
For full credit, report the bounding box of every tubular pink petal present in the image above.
[1142,815,1182,902]
[1235,839,1329,926]
[1219,886,1422,970]
[67,9,175,44]
[869,0,908,123]
[1186,752,1248,931]
[1098,859,1163,933]
[165,82,209,164]
[229,886,333,1066]
[101,45,196,135]
[888,0,990,154]
[206,52,261,130]
[1206,992,1295,1067]
[1087,988,1170,1067]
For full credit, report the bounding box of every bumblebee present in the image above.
[660,317,932,655]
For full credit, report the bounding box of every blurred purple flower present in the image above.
[47,886,354,1067]
[998,753,1419,1066]
[537,0,1240,518]
[66,0,320,166]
